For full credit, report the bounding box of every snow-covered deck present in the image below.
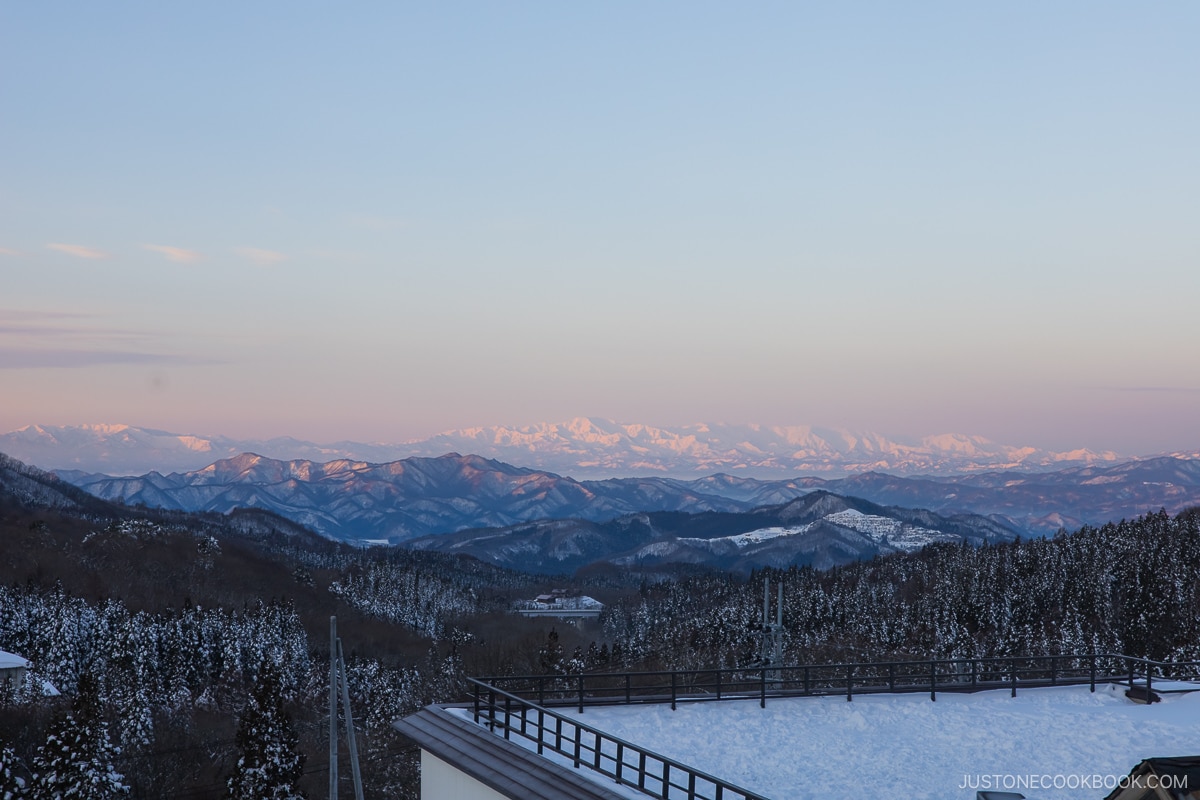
[456,683,1200,800]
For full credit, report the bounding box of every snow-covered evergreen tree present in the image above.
[31,672,127,799]
[226,664,305,800]
[538,628,563,674]
[1,738,28,800]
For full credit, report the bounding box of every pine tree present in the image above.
[1,738,28,800]
[31,672,127,799]
[226,664,305,800]
[538,629,563,674]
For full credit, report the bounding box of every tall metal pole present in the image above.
[337,638,365,800]
[329,616,338,800]
[762,580,769,628]
[775,582,784,668]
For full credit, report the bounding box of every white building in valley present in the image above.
[515,590,604,620]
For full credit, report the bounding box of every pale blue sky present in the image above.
[2,2,1197,454]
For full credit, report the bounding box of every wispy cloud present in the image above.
[0,348,217,369]
[0,321,145,337]
[0,248,19,256]
[236,247,287,266]
[143,244,201,263]
[47,243,109,260]
[0,309,92,322]
[0,309,217,369]
[1101,386,1200,394]
[0,309,140,338]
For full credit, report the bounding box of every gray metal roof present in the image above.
[394,705,628,800]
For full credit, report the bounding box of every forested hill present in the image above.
[601,507,1200,671]
[0,451,585,799]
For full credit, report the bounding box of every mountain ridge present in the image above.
[53,451,1200,543]
[1,419,1142,478]
[405,490,1020,573]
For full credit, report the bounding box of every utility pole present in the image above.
[329,616,365,800]
[338,638,365,800]
[329,616,338,800]
[756,580,785,684]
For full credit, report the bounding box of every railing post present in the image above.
[578,674,585,714]
[556,715,562,750]
[971,659,977,690]
[616,742,624,783]
[573,724,582,768]
[847,664,853,702]
[473,682,480,723]
[1129,657,1135,692]
[804,665,810,695]
[716,668,722,700]
[689,771,696,800]
[760,668,767,709]
[930,660,936,702]
[1050,655,1057,686]
[661,763,670,799]
[638,752,646,790]
[1090,653,1096,693]
[889,662,896,692]
[671,671,677,711]
[503,695,511,739]
[1146,663,1153,699]
[1011,659,1017,698]
[594,731,601,770]
[538,676,545,707]
[537,708,544,755]
[488,689,496,731]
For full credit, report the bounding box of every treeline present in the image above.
[0,545,471,798]
[0,481,545,799]
[602,509,1200,670]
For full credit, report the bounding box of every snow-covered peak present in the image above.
[686,508,948,554]
[2,419,1131,478]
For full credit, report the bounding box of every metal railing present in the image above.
[467,678,770,800]
[475,653,1200,712]
[465,654,1200,800]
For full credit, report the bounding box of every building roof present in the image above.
[1104,756,1200,800]
[394,705,627,800]
[0,650,29,670]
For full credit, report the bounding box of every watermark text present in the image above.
[960,773,1188,792]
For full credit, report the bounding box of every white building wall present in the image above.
[420,749,514,800]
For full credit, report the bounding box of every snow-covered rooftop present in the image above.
[0,649,29,670]
[459,683,1200,800]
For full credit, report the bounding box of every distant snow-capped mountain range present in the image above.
[0,419,1137,478]
[51,450,1200,544]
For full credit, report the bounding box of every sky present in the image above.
[2,2,1198,455]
